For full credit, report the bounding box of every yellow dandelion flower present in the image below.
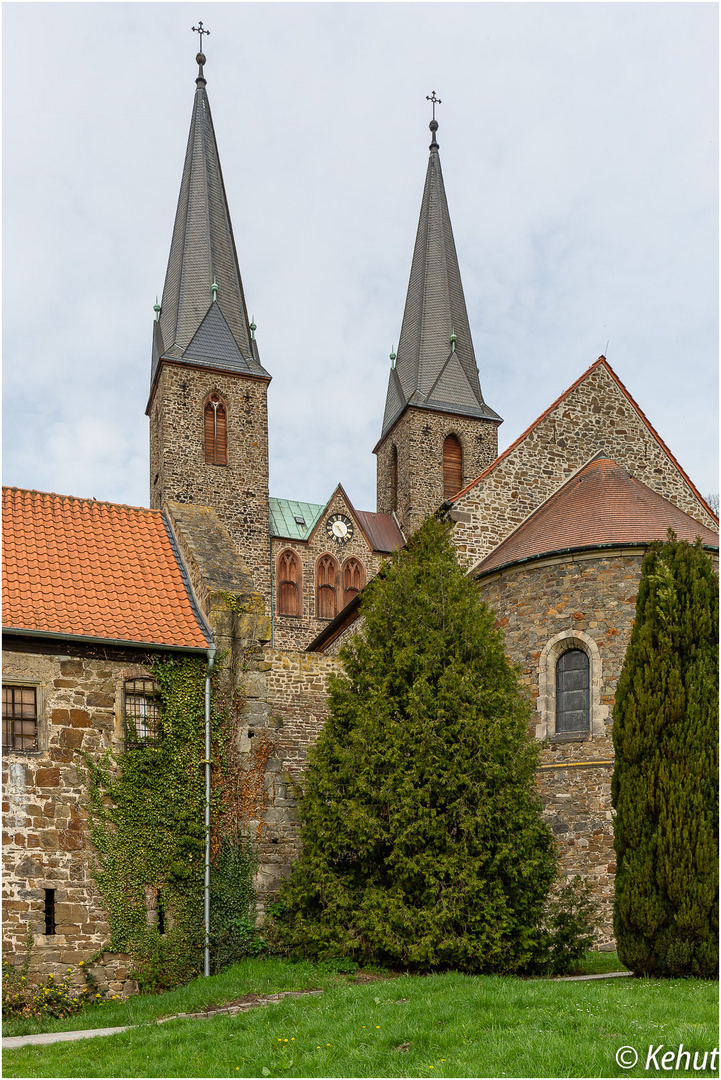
[291,1038,295,1041]
[283,1038,288,1043]
[376,1025,380,1029]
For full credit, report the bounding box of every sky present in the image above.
[3,2,718,515]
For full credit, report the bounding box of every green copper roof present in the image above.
[269,498,325,540]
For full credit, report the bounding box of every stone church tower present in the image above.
[147,50,272,602]
[375,110,502,535]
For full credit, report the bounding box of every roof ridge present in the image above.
[2,486,158,514]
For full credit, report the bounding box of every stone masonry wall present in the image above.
[247,648,340,907]
[2,647,149,991]
[477,549,646,946]
[149,362,272,607]
[452,362,716,571]
[272,489,387,651]
[376,406,499,535]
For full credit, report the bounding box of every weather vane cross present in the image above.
[192,21,210,51]
[426,90,442,121]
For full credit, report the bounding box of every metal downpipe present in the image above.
[204,644,217,977]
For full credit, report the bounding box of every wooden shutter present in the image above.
[316,555,338,619]
[343,558,365,607]
[278,550,301,616]
[204,396,227,465]
[443,435,462,498]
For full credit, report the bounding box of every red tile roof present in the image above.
[475,457,719,576]
[2,488,209,650]
[453,357,718,524]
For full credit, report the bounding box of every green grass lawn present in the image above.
[3,956,718,1078]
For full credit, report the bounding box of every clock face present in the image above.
[326,513,354,544]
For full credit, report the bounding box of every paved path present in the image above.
[553,970,632,981]
[3,1025,132,1049]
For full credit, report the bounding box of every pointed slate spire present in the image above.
[151,46,269,385]
[380,107,500,439]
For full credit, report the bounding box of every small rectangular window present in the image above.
[124,678,161,745]
[44,888,56,935]
[2,685,38,751]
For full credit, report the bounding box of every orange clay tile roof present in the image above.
[2,488,210,650]
[475,457,719,577]
[453,357,719,524]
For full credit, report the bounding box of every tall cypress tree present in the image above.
[612,533,719,977]
[280,518,558,973]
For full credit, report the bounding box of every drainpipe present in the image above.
[204,644,217,978]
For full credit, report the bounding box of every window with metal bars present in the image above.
[555,649,590,733]
[204,394,228,465]
[2,685,38,752]
[124,678,161,745]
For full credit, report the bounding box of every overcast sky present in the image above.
[3,2,718,515]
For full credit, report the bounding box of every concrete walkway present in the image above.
[3,1025,132,1049]
[552,970,632,982]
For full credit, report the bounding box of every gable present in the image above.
[450,358,717,569]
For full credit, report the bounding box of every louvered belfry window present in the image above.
[443,435,463,499]
[316,554,339,620]
[204,394,227,465]
[556,650,590,733]
[343,558,365,608]
[278,550,302,617]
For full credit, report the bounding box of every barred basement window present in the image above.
[204,394,228,465]
[2,685,38,751]
[44,888,56,935]
[124,678,161,745]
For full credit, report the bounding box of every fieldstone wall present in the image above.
[149,362,272,606]
[271,489,387,651]
[2,646,152,986]
[452,361,716,571]
[246,648,340,907]
[376,405,499,534]
[477,549,646,946]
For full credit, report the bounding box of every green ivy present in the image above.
[82,654,261,992]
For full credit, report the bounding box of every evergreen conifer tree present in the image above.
[280,518,558,973]
[612,533,719,977]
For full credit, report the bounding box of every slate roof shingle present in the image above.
[2,488,210,650]
[380,129,501,439]
[474,457,719,577]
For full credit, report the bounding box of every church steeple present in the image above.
[149,40,269,396]
[379,102,500,440]
[375,99,501,533]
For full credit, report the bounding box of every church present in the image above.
[3,44,717,989]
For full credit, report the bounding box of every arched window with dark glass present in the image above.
[342,557,365,608]
[443,434,462,499]
[277,549,302,617]
[316,554,339,620]
[204,394,227,465]
[390,445,398,512]
[556,649,590,733]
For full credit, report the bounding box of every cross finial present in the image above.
[192,21,210,51]
[426,90,442,122]
[426,91,441,150]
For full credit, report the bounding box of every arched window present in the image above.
[277,550,302,617]
[555,649,590,734]
[443,434,462,498]
[342,558,365,608]
[204,394,227,465]
[390,445,398,512]
[316,554,339,620]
